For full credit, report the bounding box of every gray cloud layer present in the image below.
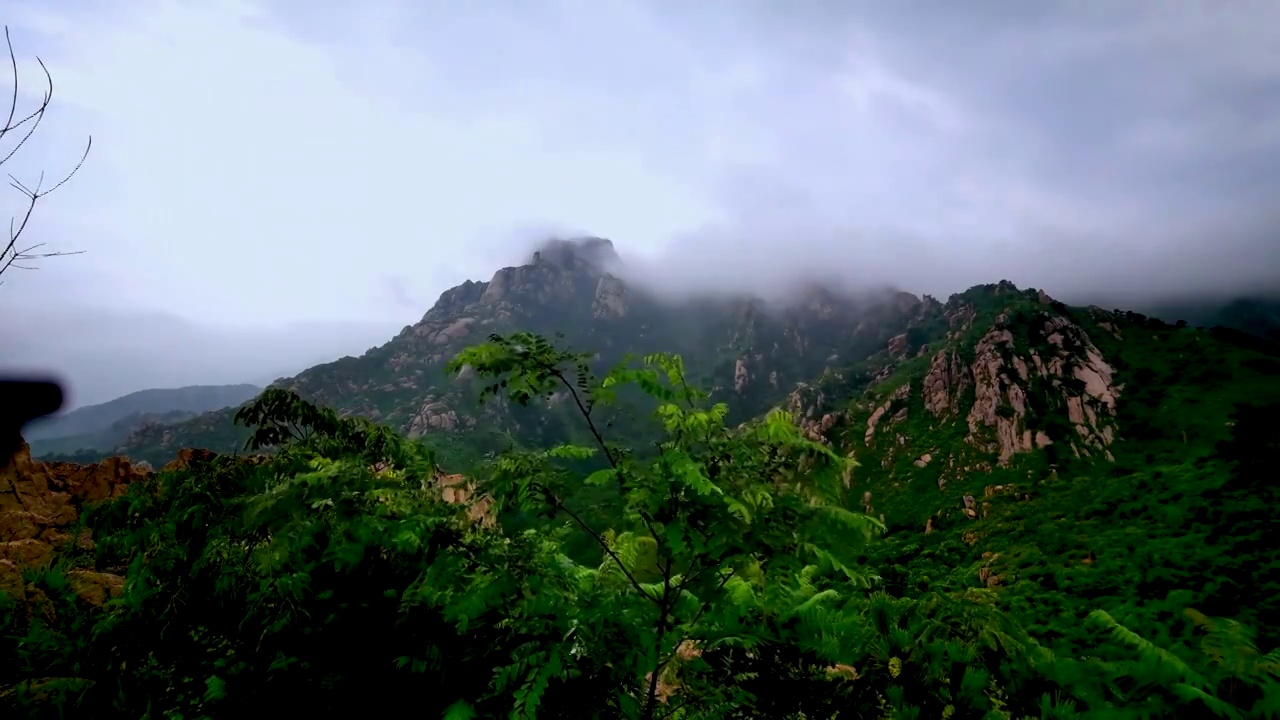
[623,1,1280,303]
[2,0,1278,404]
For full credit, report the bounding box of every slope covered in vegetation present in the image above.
[3,290,1279,717]
[799,283,1280,717]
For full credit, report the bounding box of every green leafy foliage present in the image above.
[449,332,889,716]
[829,294,1280,718]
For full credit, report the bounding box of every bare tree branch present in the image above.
[0,24,92,285]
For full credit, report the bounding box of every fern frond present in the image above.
[1168,683,1244,720]
[1087,609,1206,687]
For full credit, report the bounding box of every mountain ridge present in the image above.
[50,237,1277,475]
[111,238,949,463]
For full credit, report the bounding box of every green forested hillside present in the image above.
[5,240,1279,717]
[823,286,1280,715]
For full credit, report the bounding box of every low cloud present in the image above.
[616,1,1280,305]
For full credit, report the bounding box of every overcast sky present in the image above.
[3,0,1279,406]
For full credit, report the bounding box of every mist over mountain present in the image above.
[6,228,1274,420]
[77,235,1274,469]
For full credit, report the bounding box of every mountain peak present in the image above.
[529,236,619,272]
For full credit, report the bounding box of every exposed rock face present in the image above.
[408,397,471,436]
[734,358,750,393]
[865,383,911,445]
[965,325,1033,465]
[1036,315,1121,458]
[964,313,1121,465]
[160,447,221,473]
[427,317,478,346]
[854,295,1126,482]
[478,238,619,309]
[784,383,844,444]
[923,350,971,417]
[887,333,909,356]
[432,471,495,528]
[592,273,627,318]
[945,303,977,337]
[431,279,488,316]
[1,441,152,609]
[1,440,241,613]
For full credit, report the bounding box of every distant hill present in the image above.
[25,384,262,458]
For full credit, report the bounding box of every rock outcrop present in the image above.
[783,383,844,444]
[592,273,628,318]
[848,290,1128,483]
[923,349,970,417]
[865,383,911,445]
[1035,315,1121,459]
[432,471,496,528]
[160,447,222,472]
[964,312,1121,465]
[945,303,977,338]
[1,441,151,609]
[408,397,469,436]
[965,324,1034,464]
[1,440,237,614]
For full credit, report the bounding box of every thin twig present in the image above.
[545,487,657,604]
[546,362,664,542]
[0,25,92,283]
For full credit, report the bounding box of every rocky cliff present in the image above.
[853,299,1121,472]
[753,281,1215,544]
